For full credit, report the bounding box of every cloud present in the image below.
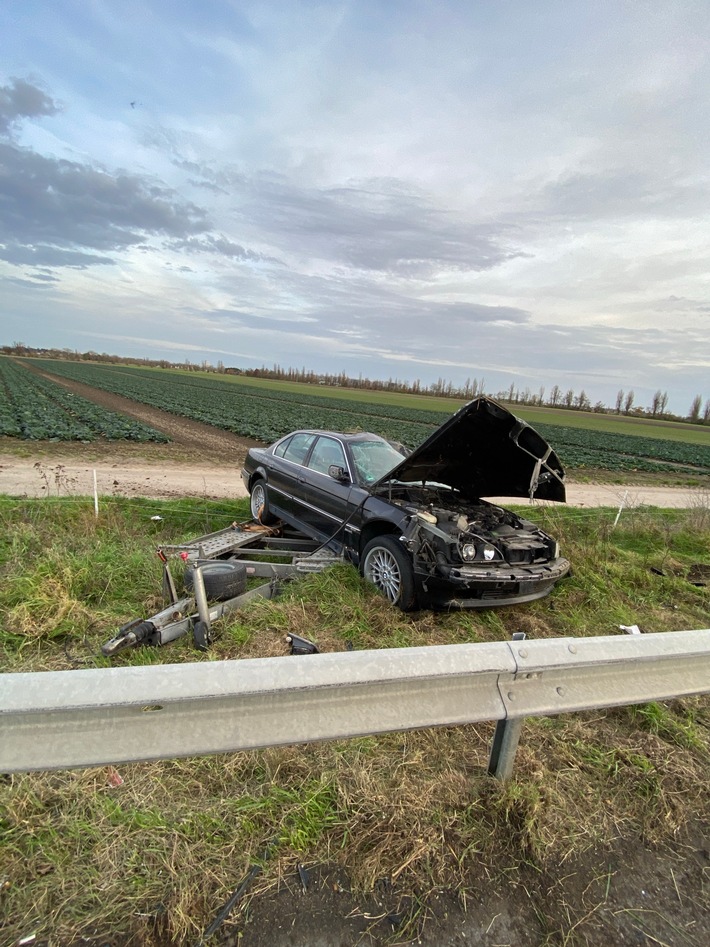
[0,242,115,269]
[0,77,59,137]
[5,275,58,289]
[180,161,523,277]
[0,137,210,269]
[244,177,525,276]
[168,234,280,263]
[532,168,708,222]
[652,295,710,314]
[0,78,275,273]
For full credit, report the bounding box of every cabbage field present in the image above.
[20,358,710,476]
[0,359,168,442]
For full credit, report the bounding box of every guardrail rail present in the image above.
[1,628,708,779]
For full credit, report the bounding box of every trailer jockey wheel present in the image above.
[193,620,212,652]
[184,561,248,601]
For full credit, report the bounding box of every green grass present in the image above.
[0,496,708,944]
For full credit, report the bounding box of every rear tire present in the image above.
[250,479,278,525]
[361,536,418,611]
[184,561,248,601]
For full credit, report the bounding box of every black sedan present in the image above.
[241,397,570,610]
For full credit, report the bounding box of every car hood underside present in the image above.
[372,397,566,502]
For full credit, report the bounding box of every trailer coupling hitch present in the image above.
[101,618,159,656]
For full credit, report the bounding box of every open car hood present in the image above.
[373,397,566,502]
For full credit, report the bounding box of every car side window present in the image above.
[308,436,346,476]
[273,436,292,458]
[282,433,316,466]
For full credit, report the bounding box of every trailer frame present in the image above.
[100,521,342,656]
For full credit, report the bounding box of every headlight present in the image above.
[461,543,477,561]
[483,545,496,561]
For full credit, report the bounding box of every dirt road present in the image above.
[0,453,704,507]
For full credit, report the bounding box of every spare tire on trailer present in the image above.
[184,561,248,601]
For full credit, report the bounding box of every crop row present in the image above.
[101,364,710,470]
[28,359,430,445]
[79,363,454,428]
[0,360,168,442]
[535,423,710,471]
[27,360,710,475]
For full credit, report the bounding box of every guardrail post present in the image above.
[487,717,524,780]
[488,630,527,780]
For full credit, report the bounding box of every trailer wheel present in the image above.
[184,561,248,601]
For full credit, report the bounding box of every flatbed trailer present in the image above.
[101,521,341,656]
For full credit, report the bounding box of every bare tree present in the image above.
[704,398,710,423]
[563,389,575,408]
[615,389,624,414]
[548,384,561,407]
[648,390,669,417]
[624,390,635,414]
[688,394,702,422]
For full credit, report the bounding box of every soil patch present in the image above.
[229,823,710,946]
[22,361,261,465]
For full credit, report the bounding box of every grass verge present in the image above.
[0,496,708,944]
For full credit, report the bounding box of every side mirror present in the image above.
[328,464,350,483]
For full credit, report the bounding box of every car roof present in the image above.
[279,430,384,442]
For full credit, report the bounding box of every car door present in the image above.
[299,435,360,542]
[264,432,317,523]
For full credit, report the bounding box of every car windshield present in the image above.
[349,438,406,486]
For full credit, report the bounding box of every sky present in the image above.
[1,1,709,415]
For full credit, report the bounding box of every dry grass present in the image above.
[1,498,709,944]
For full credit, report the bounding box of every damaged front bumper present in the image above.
[416,557,571,609]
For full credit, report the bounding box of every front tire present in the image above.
[361,536,418,611]
[250,478,277,525]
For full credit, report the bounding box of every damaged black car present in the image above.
[241,397,570,610]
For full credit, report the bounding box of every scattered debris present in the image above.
[194,840,277,946]
[106,767,124,788]
[287,634,320,655]
[650,567,665,576]
[386,911,403,930]
[688,564,709,586]
[619,624,642,635]
[298,863,311,893]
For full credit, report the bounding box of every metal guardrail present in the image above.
[1,629,708,777]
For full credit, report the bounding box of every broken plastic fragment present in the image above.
[619,624,642,635]
[286,634,320,655]
[106,766,124,788]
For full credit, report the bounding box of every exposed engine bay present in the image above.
[377,483,558,572]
